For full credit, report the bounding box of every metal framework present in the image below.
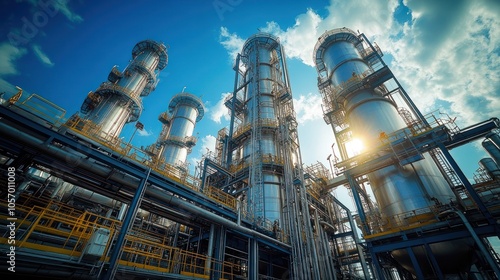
[315,27,500,279]
[0,31,500,280]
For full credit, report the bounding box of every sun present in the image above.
[345,138,365,156]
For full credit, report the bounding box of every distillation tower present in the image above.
[214,33,339,279]
[148,92,204,170]
[80,40,167,139]
[315,27,500,279]
[1,31,500,280]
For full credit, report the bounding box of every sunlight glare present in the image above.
[346,138,365,156]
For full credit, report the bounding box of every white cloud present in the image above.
[209,92,232,124]
[190,134,217,172]
[32,44,54,67]
[387,0,500,126]
[55,0,84,23]
[219,27,245,63]
[261,9,322,66]
[0,42,27,76]
[293,92,324,124]
[253,0,500,127]
[137,128,153,137]
[201,134,217,154]
[21,0,83,23]
[0,42,27,94]
[322,0,400,39]
[215,0,500,176]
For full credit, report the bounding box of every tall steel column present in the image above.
[314,27,475,278]
[80,40,167,139]
[239,33,285,225]
[229,33,321,280]
[314,28,455,220]
[156,92,204,169]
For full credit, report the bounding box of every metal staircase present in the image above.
[386,128,424,166]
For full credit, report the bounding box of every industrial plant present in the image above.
[1,27,500,279]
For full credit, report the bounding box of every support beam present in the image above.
[249,238,259,280]
[332,195,371,278]
[101,167,151,280]
[423,243,443,280]
[437,142,496,227]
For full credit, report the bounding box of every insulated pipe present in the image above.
[205,224,215,274]
[483,139,500,166]
[479,158,500,179]
[146,186,291,249]
[486,131,500,148]
[0,121,291,250]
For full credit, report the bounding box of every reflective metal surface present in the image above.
[89,94,131,138]
[240,34,284,224]
[315,29,453,219]
[315,28,469,278]
[479,157,500,179]
[486,131,500,148]
[314,28,480,277]
[160,92,204,167]
[483,139,500,165]
[84,40,168,138]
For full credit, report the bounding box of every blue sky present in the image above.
[1,0,499,209]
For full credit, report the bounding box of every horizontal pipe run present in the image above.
[0,120,291,251]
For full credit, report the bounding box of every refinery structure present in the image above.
[1,27,500,279]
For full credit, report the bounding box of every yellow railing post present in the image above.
[18,206,46,248]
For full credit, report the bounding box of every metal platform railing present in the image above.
[0,199,240,279]
[63,116,237,211]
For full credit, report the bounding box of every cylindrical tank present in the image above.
[314,28,454,220]
[479,158,500,179]
[483,139,500,165]
[159,92,204,169]
[81,40,168,139]
[240,33,284,224]
[314,28,471,278]
[486,131,500,148]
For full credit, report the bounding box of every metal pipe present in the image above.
[314,209,335,279]
[479,158,500,179]
[249,238,259,280]
[0,119,291,250]
[439,209,500,278]
[486,131,500,148]
[226,53,241,167]
[147,186,291,249]
[332,196,372,279]
[483,139,500,166]
[102,167,151,280]
[117,203,128,221]
[321,227,337,280]
[205,224,215,275]
[237,199,242,225]
[172,223,180,247]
